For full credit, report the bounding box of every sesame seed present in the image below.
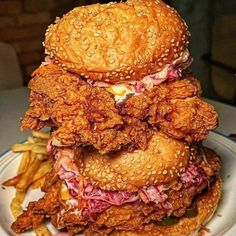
[163,170,167,175]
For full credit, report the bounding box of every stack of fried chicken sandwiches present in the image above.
[12,0,222,235]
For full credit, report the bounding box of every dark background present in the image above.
[0,0,235,104]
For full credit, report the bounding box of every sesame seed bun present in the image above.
[111,177,222,236]
[76,132,190,191]
[44,0,189,83]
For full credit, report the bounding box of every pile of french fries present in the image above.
[3,131,53,236]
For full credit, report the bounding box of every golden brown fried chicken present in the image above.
[22,64,151,154]
[120,74,217,142]
[22,64,217,154]
[11,181,61,234]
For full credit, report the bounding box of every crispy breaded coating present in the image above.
[21,65,217,153]
[22,64,151,154]
[11,182,61,234]
[121,74,217,143]
[110,178,222,236]
[148,97,218,142]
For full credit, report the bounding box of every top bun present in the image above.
[45,0,189,83]
[76,132,190,191]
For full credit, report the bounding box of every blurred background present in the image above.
[0,0,235,105]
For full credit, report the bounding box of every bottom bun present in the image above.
[111,177,222,236]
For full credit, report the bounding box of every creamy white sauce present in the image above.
[99,49,192,103]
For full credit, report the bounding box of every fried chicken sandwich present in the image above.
[12,0,222,235]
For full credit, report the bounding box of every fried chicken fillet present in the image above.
[21,64,217,154]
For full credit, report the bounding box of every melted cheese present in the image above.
[106,84,134,102]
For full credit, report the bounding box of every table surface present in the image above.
[0,87,236,153]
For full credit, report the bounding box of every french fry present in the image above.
[32,131,50,140]
[33,138,45,143]
[17,151,31,175]
[10,190,26,219]
[6,131,52,235]
[12,143,47,154]
[35,154,48,161]
[31,176,46,189]
[36,141,48,146]
[31,152,48,161]
[2,174,23,187]
[32,160,52,182]
[28,136,48,145]
[16,159,42,191]
[27,136,35,144]
[3,151,32,186]
[12,143,33,152]
[32,145,47,155]
[34,224,52,236]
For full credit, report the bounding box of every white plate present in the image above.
[0,132,236,236]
